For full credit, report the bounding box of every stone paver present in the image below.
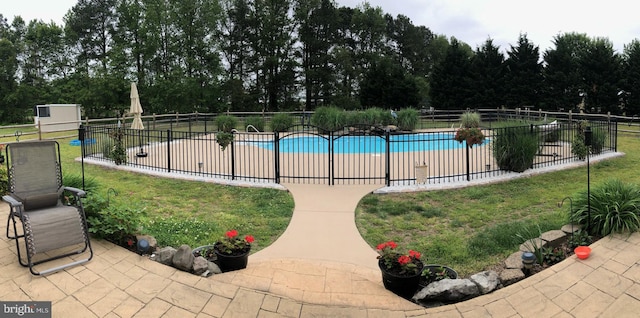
[3,171,640,318]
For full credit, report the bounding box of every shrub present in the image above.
[245,116,265,132]
[311,106,345,132]
[0,164,7,195]
[396,108,419,131]
[572,122,606,159]
[590,127,606,154]
[569,179,640,236]
[84,193,146,245]
[215,115,238,132]
[571,135,588,160]
[460,111,481,128]
[62,174,100,205]
[106,128,127,165]
[492,125,539,172]
[270,113,294,132]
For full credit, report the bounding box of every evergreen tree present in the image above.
[504,34,543,108]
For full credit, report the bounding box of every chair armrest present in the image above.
[63,187,87,198]
[2,195,24,208]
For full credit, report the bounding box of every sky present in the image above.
[2,0,638,53]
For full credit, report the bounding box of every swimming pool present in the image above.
[255,133,489,154]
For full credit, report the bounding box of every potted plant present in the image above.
[213,229,255,272]
[419,265,458,288]
[454,127,485,147]
[376,241,424,299]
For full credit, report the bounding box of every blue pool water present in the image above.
[255,133,488,154]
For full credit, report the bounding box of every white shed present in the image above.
[34,104,82,132]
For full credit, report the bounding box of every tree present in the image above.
[294,0,338,110]
[579,37,622,114]
[359,57,420,108]
[430,38,474,110]
[0,38,21,123]
[622,40,640,116]
[470,38,505,109]
[542,32,590,111]
[504,34,543,108]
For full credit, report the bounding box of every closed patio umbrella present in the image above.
[130,82,144,130]
[129,83,147,157]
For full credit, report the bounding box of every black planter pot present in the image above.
[214,246,250,272]
[419,265,458,288]
[378,259,424,299]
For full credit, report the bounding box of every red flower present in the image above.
[387,241,397,249]
[376,243,387,250]
[225,230,238,238]
[245,235,255,243]
[397,255,411,265]
[409,250,421,259]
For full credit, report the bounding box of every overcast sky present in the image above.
[2,0,638,53]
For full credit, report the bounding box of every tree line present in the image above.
[1,0,640,124]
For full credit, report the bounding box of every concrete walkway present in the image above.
[2,176,640,317]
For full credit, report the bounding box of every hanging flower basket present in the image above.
[454,127,485,147]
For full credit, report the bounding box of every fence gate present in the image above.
[276,124,387,185]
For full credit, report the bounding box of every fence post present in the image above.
[274,131,280,184]
[330,130,334,185]
[385,129,390,187]
[230,132,236,180]
[166,130,171,173]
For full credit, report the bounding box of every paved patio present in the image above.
[3,180,640,317]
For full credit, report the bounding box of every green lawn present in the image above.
[355,134,639,277]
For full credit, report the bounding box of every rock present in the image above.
[519,238,546,252]
[504,251,524,269]
[470,271,500,294]
[499,269,525,286]
[540,230,567,248]
[192,256,209,276]
[208,261,222,275]
[136,235,158,252]
[153,246,177,266]
[413,279,480,302]
[561,223,582,234]
[172,245,195,272]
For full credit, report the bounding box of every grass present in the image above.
[51,137,295,252]
[355,133,640,277]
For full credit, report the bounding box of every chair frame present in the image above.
[3,140,93,275]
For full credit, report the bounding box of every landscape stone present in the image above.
[561,223,582,234]
[540,230,567,248]
[519,238,546,252]
[505,251,524,269]
[470,271,500,294]
[153,246,177,265]
[208,262,222,275]
[413,279,480,302]
[172,244,195,272]
[499,269,525,286]
[192,256,209,276]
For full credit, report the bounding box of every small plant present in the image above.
[108,127,127,165]
[568,230,593,249]
[569,179,640,236]
[515,224,545,264]
[215,115,238,132]
[216,132,234,150]
[311,106,346,133]
[460,111,481,128]
[493,125,539,172]
[421,265,453,283]
[542,247,565,265]
[215,229,255,255]
[86,203,146,246]
[571,136,588,160]
[376,241,423,276]
[270,113,294,132]
[396,108,419,131]
[245,116,265,132]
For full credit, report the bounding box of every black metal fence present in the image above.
[81,119,617,186]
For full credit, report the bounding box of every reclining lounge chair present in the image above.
[3,140,93,275]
